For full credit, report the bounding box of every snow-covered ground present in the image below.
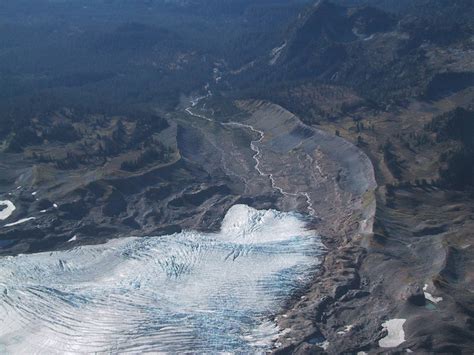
[0,204,322,353]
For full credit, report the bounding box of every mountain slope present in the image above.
[228,0,473,106]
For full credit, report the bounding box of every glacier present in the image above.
[0,204,323,353]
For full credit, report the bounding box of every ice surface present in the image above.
[0,204,322,353]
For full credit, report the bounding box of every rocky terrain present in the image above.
[215,1,474,352]
[253,2,474,353]
[0,98,375,255]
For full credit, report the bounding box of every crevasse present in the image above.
[0,204,323,353]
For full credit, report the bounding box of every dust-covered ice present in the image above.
[0,204,323,353]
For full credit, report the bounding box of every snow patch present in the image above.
[423,284,443,303]
[352,28,375,41]
[364,34,375,41]
[337,324,354,335]
[68,235,77,242]
[269,42,286,65]
[319,340,330,350]
[0,200,16,221]
[4,217,36,227]
[379,319,406,348]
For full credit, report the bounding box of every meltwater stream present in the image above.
[0,205,322,353]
